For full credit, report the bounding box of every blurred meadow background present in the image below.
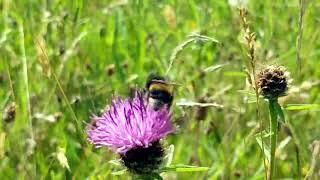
[1,0,320,179]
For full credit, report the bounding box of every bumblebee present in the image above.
[145,73,174,110]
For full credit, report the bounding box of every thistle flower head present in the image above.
[86,91,174,174]
[87,91,174,153]
[257,65,290,100]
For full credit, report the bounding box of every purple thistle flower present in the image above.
[86,91,174,154]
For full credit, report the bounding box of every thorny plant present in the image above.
[239,9,302,180]
[239,8,268,179]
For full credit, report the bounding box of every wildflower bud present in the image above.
[120,141,164,174]
[234,170,241,178]
[121,60,128,69]
[105,64,115,76]
[3,102,16,123]
[59,45,65,55]
[257,65,290,100]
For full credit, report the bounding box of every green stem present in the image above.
[268,99,278,180]
[132,173,163,180]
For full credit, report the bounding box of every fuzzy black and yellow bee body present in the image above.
[145,73,174,110]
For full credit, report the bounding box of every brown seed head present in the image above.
[3,102,16,123]
[257,65,290,100]
[106,64,115,76]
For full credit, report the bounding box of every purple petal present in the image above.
[86,91,174,153]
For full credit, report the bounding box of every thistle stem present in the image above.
[268,99,278,180]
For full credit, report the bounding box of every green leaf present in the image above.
[277,136,292,150]
[285,104,319,111]
[176,100,223,108]
[0,133,5,159]
[203,63,228,73]
[163,144,174,166]
[108,159,122,167]
[255,131,272,138]
[188,33,219,43]
[56,147,71,172]
[111,169,127,176]
[255,134,270,162]
[274,101,285,123]
[237,89,256,96]
[161,164,209,172]
[223,71,247,77]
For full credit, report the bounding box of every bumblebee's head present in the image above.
[145,73,166,89]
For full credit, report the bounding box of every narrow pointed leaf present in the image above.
[111,169,127,175]
[274,101,285,123]
[163,144,175,166]
[161,164,209,172]
[285,104,319,111]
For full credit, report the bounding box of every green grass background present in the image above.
[0,0,319,179]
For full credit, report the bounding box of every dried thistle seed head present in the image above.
[3,102,16,123]
[257,65,290,100]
